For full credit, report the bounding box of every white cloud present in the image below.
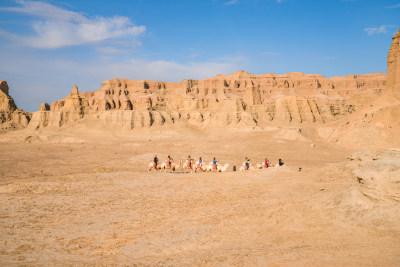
[363,25,392,36]
[276,0,282,3]
[224,0,239,6]
[0,0,86,22]
[0,0,145,49]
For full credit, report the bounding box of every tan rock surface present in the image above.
[388,28,400,99]
[29,85,90,130]
[38,103,50,111]
[0,80,17,112]
[0,81,31,130]
[36,72,386,130]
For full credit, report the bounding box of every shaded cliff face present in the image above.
[0,81,31,130]
[41,72,386,130]
[387,29,400,99]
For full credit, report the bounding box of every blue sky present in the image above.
[0,0,399,111]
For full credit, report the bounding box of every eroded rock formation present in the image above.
[0,81,31,130]
[388,28,400,99]
[38,72,385,129]
[52,72,386,113]
[38,103,50,111]
[29,85,90,130]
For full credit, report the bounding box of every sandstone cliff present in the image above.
[29,84,90,130]
[33,72,385,130]
[0,81,31,130]
[52,72,385,113]
[388,28,400,99]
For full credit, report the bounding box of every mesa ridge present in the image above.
[27,72,386,130]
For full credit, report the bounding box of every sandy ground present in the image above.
[0,129,399,266]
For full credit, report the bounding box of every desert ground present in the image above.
[1,128,399,266]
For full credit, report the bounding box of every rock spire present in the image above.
[387,28,400,99]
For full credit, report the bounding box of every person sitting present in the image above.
[187,155,192,168]
[154,155,159,168]
[264,158,270,168]
[278,158,284,166]
[213,157,217,170]
[167,155,173,167]
[198,157,203,168]
[245,157,249,170]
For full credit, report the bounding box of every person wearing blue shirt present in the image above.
[245,157,249,170]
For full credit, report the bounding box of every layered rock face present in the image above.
[40,72,385,129]
[388,28,400,99]
[52,72,385,112]
[0,81,31,130]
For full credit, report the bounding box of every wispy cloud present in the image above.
[384,3,400,8]
[364,25,393,35]
[224,0,238,6]
[276,0,282,3]
[262,52,280,56]
[0,0,145,49]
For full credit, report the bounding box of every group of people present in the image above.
[241,157,283,170]
[153,155,219,170]
[151,155,284,171]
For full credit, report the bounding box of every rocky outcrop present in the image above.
[35,72,386,130]
[51,72,385,113]
[29,85,90,130]
[51,84,90,115]
[388,28,400,99]
[38,103,50,111]
[0,80,17,112]
[0,81,31,130]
